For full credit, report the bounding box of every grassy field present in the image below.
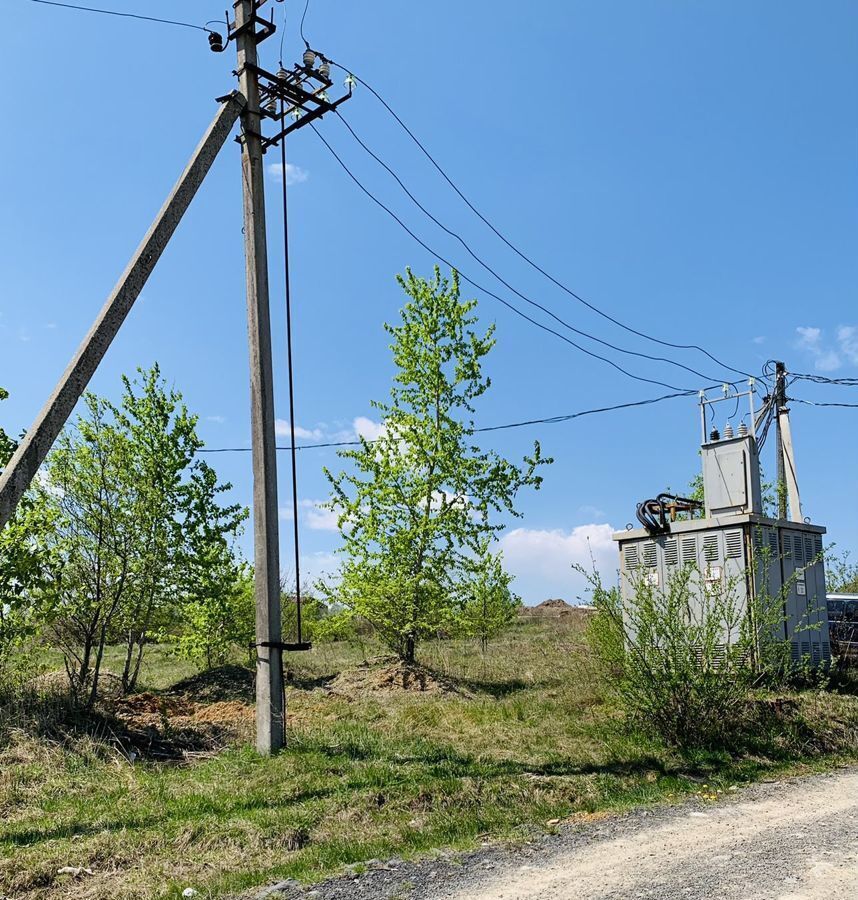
[2,616,858,900]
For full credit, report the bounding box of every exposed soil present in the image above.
[328,660,474,699]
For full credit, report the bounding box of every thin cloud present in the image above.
[795,325,857,372]
[275,419,324,441]
[266,162,309,185]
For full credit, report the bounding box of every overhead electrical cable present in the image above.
[791,398,858,409]
[790,372,858,386]
[277,96,305,641]
[326,60,755,384]
[28,0,212,31]
[197,389,696,454]
[334,110,736,389]
[310,123,695,394]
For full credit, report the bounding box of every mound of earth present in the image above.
[110,689,254,756]
[521,599,595,618]
[329,660,473,698]
[168,664,254,703]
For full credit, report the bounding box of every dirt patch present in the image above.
[167,664,254,703]
[520,599,595,619]
[329,660,474,699]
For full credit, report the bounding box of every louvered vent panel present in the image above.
[791,642,800,662]
[703,535,719,562]
[814,535,823,556]
[753,529,763,550]
[664,538,679,567]
[823,642,831,661]
[805,535,814,562]
[782,535,792,559]
[792,535,804,564]
[643,542,657,567]
[767,530,778,557]
[623,545,639,569]
[681,536,697,564]
[725,530,743,559]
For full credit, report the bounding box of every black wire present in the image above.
[791,398,858,408]
[327,60,755,384]
[791,372,858,386]
[727,393,741,422]
[310,124,694,394]
[28,0,211,31]
[299,0,311,46]
[278,0,287,66]
[334,110,736,390]
[197,389,696,454]
[279,101,304,642]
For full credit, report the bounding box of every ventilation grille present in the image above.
[767,530,778,558]
[792,535,804,564]
[782,535,792,559]
[643,542,657,567]
[681,536,697,565]
[804,535,814,563]
[725,530,743,559]
[814,535,823,556]
[623,544,639,570]
[664,538,679,567]
[703,534,719,562]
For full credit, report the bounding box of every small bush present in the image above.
[586,564,793,752]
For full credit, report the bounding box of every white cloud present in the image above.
[280,499,340,531]
[300,499,339,531]
[266,162,309,185]
[795,324,858,372]
[837,326,858,365]
[752,335,766,345]
[353,416,385,441]
[497,523,617,602]
[275,419,324,441]
[206,414,226,424]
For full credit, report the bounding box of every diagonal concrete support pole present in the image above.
[0,91,246,528]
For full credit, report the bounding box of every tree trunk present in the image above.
[404,634,416,664]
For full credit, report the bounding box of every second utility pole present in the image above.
[234,0,284,754]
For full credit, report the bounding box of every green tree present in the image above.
[0,388,53,673]
[112,365,202,692]
[35,367,244,701]
[37,394,138,704]
[171,461,249,669]
[323,268,549,663]
[458,546,520,652]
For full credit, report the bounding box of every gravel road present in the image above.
[256,767,858,900]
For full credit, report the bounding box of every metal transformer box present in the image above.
[612,515,830,666]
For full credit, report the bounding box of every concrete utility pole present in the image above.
[0,92,246,528]
[774,361,788,520]
[233,0,285,754]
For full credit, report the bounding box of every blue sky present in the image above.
[2,0,856,604]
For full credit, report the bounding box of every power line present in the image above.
[197,389,696,454]
[28,0,211,32]
[791,397,858,409]
[333,110,737,390]
[299,0,311,46]
[310,123,696,394]
[327,60,755,384]
[791,372,858,386]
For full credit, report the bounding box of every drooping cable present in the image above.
[278,102,305,645]
[791,398,858,408]
[334,110,737,389]
[28,0,212,31]
[299,0,311,46]
[310,123,695,393]
[197,389,696,454]
[327,60,755,383]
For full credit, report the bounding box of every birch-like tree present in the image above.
[323,268,549,662]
